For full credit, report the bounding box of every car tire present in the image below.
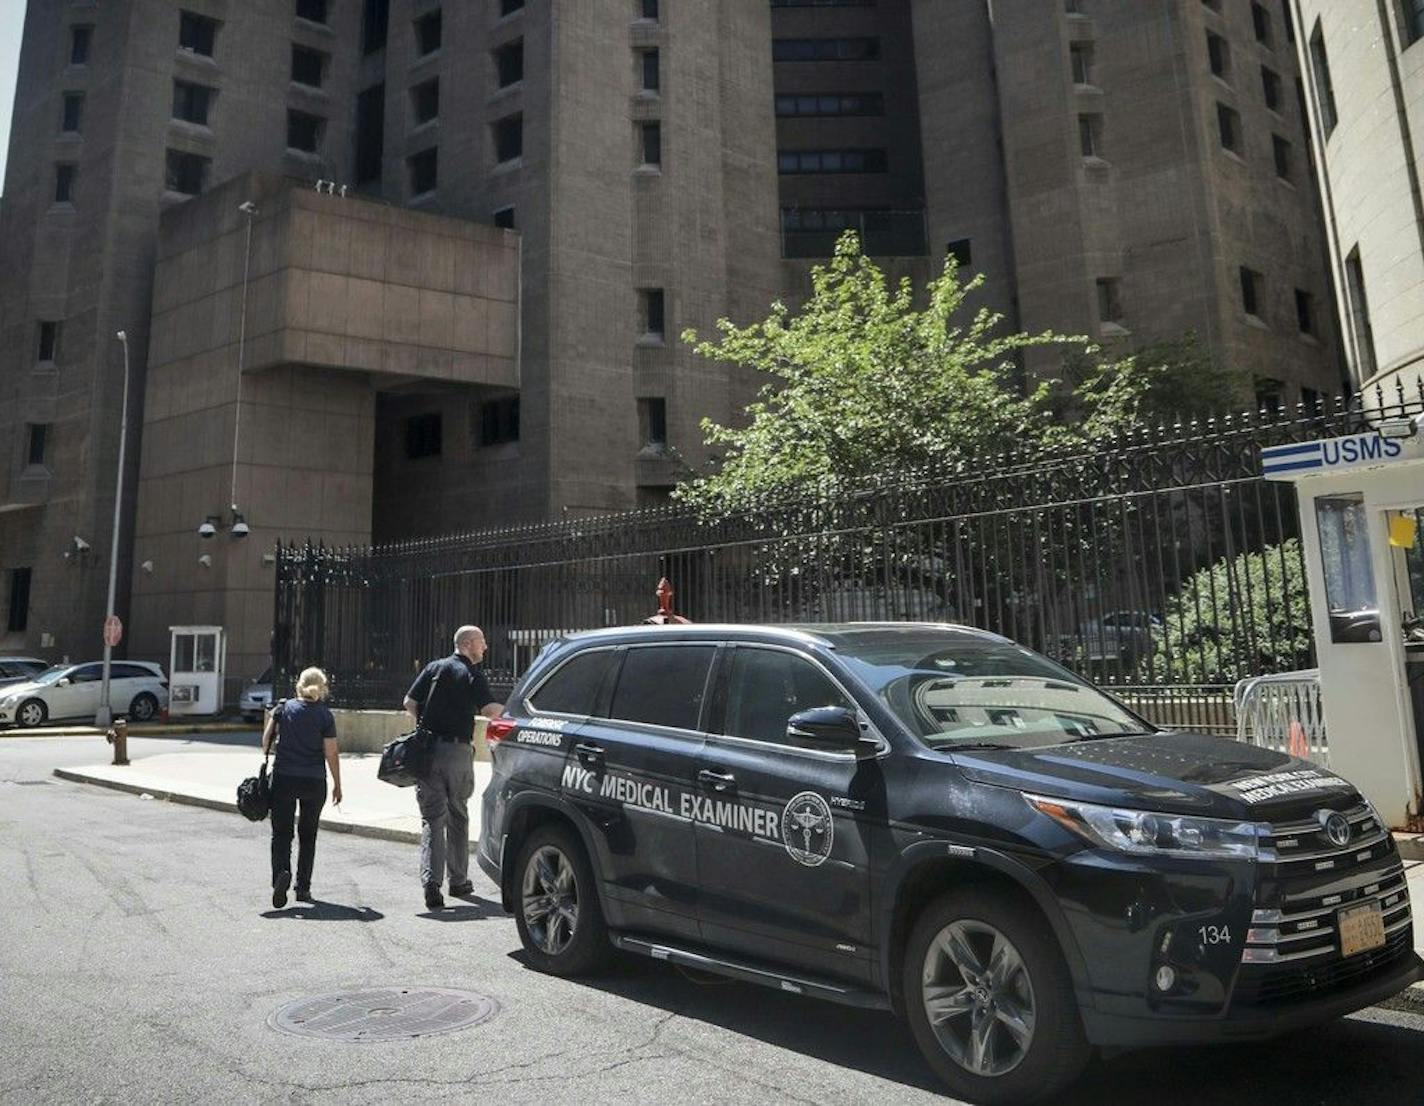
[513,823,609,977]
[16,699,48,729]
[128,693,159,723]
[903,887,1089,1106]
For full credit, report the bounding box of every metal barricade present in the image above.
[1233,670,1328,766]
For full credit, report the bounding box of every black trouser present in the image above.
[270,774,327,891]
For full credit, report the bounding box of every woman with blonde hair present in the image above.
[261,666,342,908]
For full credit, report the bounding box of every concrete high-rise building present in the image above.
[0,0,1346,684]
[1291,0,1424,398]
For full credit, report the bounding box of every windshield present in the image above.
[27,666,73,687]
[255,667,272,685]
[835,632,1148,751]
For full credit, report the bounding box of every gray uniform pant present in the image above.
[417,739,475,889]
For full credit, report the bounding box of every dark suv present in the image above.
[478,623,1420,1104]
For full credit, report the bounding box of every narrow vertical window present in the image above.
[287,110,325,153]
[1252,2,1272,45]
[1239,266,1263,318]
[493,206,516,229]
[641,0,659,19]
[178,11,218,56]
[408,146,438,195]
[495,39,524,87]
[640,288,666,338]
[412,78,440,124]
[1344,248,1377,376]
[363,0,390,53]
[1207,32,1230,80]
[415,10,442,55]
[296,0,329,23]
[61,93,84,133]
[1078,114,1102,157]
[641,121,662,166]
[1294,289,1315,335]
[641,49,660,92]
[1096,278,1124,325]
[638,398,668,449]
[1261,66,1282,111]
[54,164,77,203]
[1309,22,1338,135]
[494,114,523,163]
[37,321,59,362]
[356,84,386,183]
[26,424,48,466]
[1217,103,1242,152]
[1070,43,1094,85]
[291,46,327,88]
[69,26,92,65]
[7,569,32,634]
[1272,134,1293,180]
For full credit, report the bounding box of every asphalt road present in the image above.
[3,734,1423,1106]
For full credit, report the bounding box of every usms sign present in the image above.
[1262,432,1424,480]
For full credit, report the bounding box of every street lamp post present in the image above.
[95,330,132,728]
[230,201,257,527]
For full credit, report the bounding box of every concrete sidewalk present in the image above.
[55,748,491,845]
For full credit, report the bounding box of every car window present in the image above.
[0,663,17,678]
[528,649,615,716]
[112,664,152,680]
[69,665,104,683]
[606,645,715,731]
[723,647,853,747]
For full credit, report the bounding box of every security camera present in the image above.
[197,553,213,568]
[140,560,154,574]
[198,521,217,539]
[72,536,90,553]
[231,519,250,538]
[116,330,127,342]
[238,200,258,215]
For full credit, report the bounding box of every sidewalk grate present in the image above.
[269,987,498,1042]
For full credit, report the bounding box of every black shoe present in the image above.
[294,886,314,903]
[448,881,474,897]
[272,871,291,910]
[424,884,445,911]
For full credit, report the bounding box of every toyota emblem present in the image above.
[1318,810,1352,848]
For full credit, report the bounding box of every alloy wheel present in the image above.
[921,919,1037,1078]
[521,844,579,956]
[18,702,44,728]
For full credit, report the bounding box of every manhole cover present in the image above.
[269,988,498,1042]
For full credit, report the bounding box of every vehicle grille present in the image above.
[1234,802,1414,1007]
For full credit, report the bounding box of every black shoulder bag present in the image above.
[378,671,439,787]
[236,702,281,821]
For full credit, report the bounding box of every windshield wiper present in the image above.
[939,741,1018,752]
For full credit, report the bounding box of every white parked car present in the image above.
[0,661,169,728]
[0,657,50,689]
[239,666,273,722]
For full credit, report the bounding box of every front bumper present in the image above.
[1082,950,1422,1047]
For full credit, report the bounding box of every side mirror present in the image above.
[787,706,880,757]
[56,677,71,687]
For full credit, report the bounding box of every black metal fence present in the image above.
[273,382,1421,731]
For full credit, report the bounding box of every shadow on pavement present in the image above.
[417,897,502,922]
[260,900,384,922]
[519,952,1424,1103]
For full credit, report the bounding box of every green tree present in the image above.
[676,233,1160,514]
[1153,539,1313,684]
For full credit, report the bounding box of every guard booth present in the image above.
[1263,389,1424,830]
[168,625,227,717]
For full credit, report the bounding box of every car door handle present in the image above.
[574,742,605,763]
[698,769,736,793]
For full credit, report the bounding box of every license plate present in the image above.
[1337,900,1387,957]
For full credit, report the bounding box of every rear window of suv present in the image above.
[527,649,616,716]
[606,644,715,731]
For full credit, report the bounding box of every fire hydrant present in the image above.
[106,717,129,766]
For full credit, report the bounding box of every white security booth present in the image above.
[1262,410,1424,830]
[168,625,227,717]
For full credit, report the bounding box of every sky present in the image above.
[0,0,23,189]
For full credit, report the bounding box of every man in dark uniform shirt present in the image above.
[404,625,503,910]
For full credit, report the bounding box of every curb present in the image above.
[52,768,428,846]
[7,723,257,738]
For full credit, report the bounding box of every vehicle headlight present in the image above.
[1026,794,1262,861]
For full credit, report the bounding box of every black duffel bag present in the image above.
[377,726,434,787]
[236,755,271,821]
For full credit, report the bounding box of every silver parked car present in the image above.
[0,661,169,728]
[239,666,273,722]
[0,657,50,690]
